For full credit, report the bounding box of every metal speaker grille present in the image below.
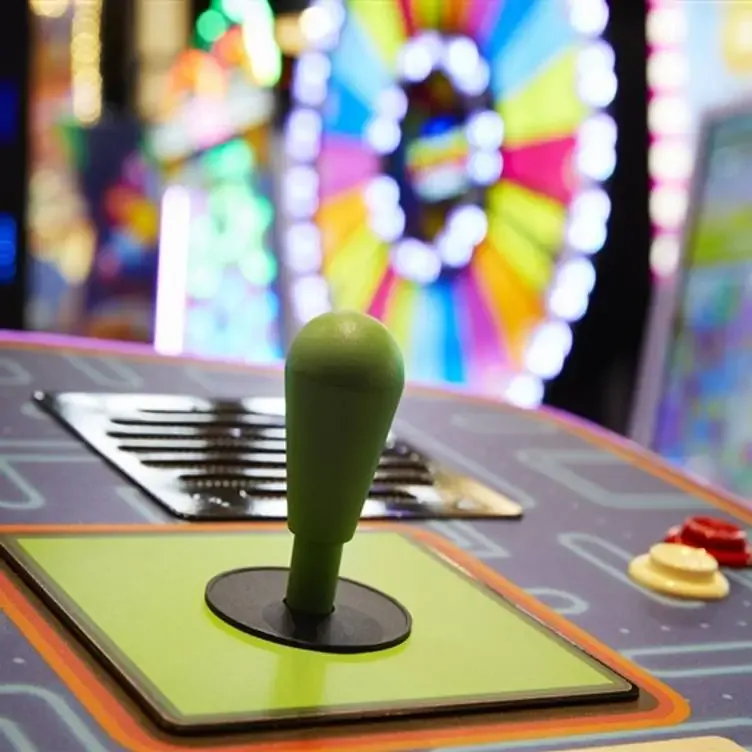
[35,392,522,521]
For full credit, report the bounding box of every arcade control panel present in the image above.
[0,312,750,752]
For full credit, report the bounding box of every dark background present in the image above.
[546,0,651,432]
[0,1,29,332]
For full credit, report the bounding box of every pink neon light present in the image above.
[455,266,505,387]
[646,0,690,279]
[318,138,380,201]
[503,136,576,205]
[367,266,398,321]
[465,0,504,46]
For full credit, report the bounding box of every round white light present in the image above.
[468,151,503,184]
[391,239,442,285]
[466,110,504,150]
[454,58,490,96]
[364,175,401,211]
[547,257,597,322]
[648,141,694,181]
[377,87,408,121]
[556,258,597,294]
[283,166,320,219]
[646,6,686,47]
[548,287,590,322]
[525,321,574,379]
[571,188,611,222]
[292,52,331,107]
[648,96,691,137]
[568,0,609,36]
[505,374,545,409]
[444,36,481,81]
[566,215,607,255]
[398,39,434,83]
[650,235,682,277]
[646,50,688,91]
[285,108,323,162]
[292,275,331,322]
[574,140,616,182]
[300,0,345,49]
[285,223,322,274]
[446,204,488,245]
[436,234,475,268]
[649,185,688,230]
[371,207,406,242]
[366,117,402,155]
[578,114,617,148]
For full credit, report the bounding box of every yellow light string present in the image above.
[72,0,103,124]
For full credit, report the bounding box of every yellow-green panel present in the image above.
[11,530,627,724]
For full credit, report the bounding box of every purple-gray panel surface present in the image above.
[0,340,751,751]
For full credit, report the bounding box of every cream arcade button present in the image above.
[628,542,730,600]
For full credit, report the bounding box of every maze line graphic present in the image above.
[395,420,538,509]
[0,456,100,510]
[727,571,752,591]
[62,355,145,389]
[0,718,35,752]
[19,403,48,420]
[516,450,705,511]
[0,359,33,386]
[426,520,509,559]
[449,410,557,436]
[181,364,280,394]
[525,588,590,616]
[0,685,111,752]
[623,642,752,679]
[0,441,78,449]
[557,533,704,609]
[114,485,167,524]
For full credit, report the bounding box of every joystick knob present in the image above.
[284,311,405,615]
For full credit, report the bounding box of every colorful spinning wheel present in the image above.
[283,0,617,405]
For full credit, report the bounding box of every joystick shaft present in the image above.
[286,539,342,616]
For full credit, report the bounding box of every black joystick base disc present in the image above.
[205,567,412,654]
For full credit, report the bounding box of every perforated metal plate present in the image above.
[35,392,523,521]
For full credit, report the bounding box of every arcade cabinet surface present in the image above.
[0,325,751,752]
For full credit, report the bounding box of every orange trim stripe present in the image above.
[0,524,688,751]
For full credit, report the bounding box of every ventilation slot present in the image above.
[35,391,523,521]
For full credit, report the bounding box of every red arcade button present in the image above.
[665,516,752,568]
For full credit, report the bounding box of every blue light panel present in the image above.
[0,214,18,281]
[0,82,18,142]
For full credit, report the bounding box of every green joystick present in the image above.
[205,311,413,654]
[284,310,405,616]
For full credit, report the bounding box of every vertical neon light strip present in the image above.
[630,1,692,444]
[154,187,191,355]
[646,0,691,279]
[134,0,190,120]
